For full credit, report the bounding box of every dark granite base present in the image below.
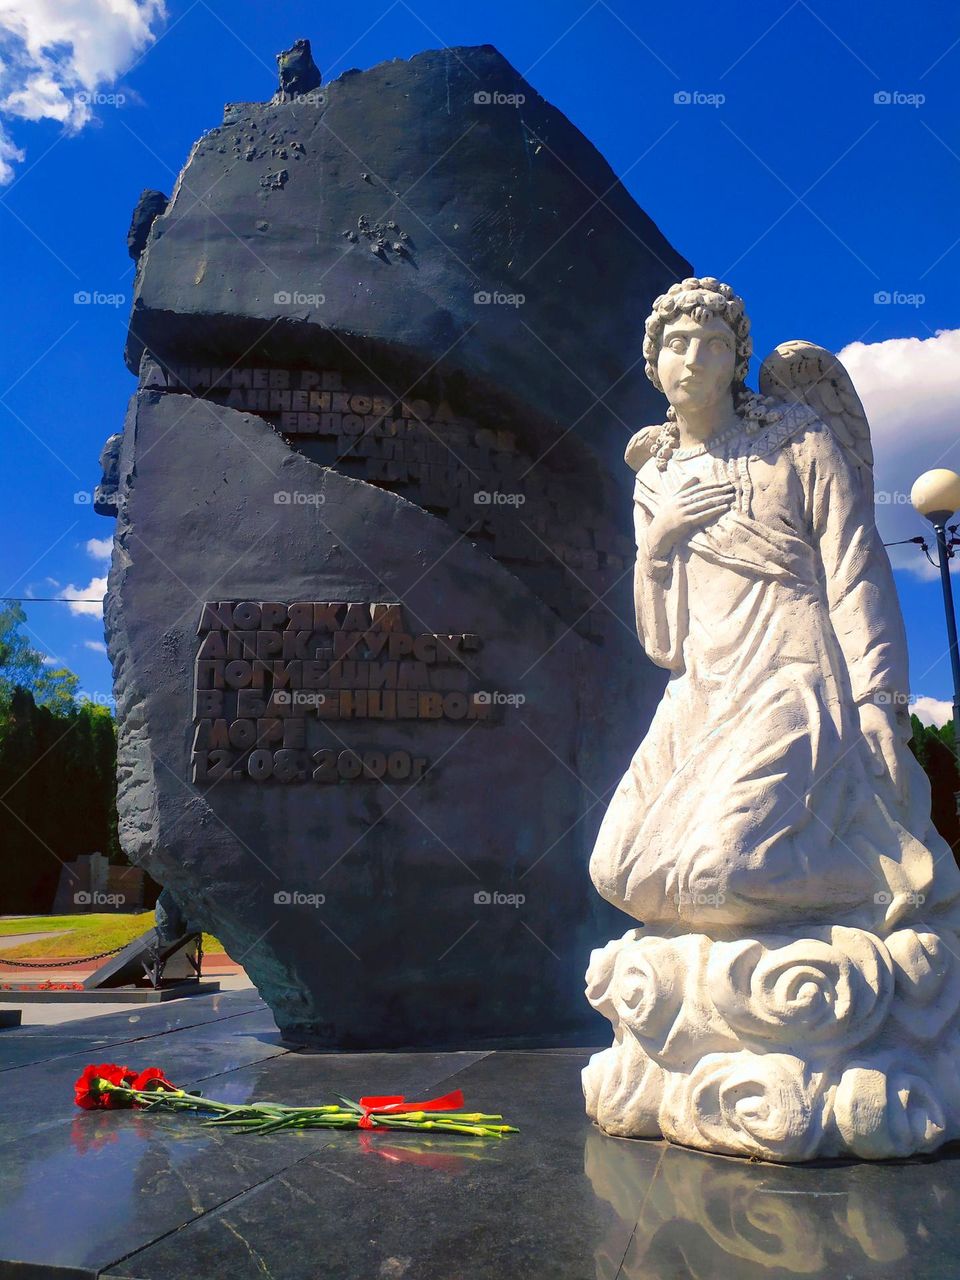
[0,1011,20,1030]
[0,981,220,1004]
[2,991,959,1279]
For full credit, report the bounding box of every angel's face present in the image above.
[658,313,737,417]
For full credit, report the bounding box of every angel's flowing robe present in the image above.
[589,403,960,933]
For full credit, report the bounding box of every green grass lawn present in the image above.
[0,913,222,959]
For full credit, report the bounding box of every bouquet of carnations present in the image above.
[73,1063,518,1138]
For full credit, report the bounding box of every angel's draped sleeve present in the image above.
[793,420,909,705]
[632,471,687,672]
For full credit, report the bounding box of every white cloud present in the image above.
[85,536,112,561]
[0,0,166,182]
[83,638,107,653]
[912,696,954,728]
[60,575,107,618]
[0,120,22,182]
[838,328,960,579]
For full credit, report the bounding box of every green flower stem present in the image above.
[377,1111,505,1123]
[93,1082,518,1138]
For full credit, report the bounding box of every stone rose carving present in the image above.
[835,1060,946,1159]
[886,928,960,1039]
[583,1036,664,1138]
[707,926,893,1050]
[659,1051,825,1161]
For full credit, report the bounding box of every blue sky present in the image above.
[1,0,958,713]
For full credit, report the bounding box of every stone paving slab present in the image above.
[2,991,959,1279]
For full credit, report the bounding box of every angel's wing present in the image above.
[759,340,873,488]
[624,425,659,473]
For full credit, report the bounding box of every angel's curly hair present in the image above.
[643,277,752,403]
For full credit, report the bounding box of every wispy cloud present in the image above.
[0,123,23,183]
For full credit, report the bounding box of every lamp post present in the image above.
[910,469,960,808]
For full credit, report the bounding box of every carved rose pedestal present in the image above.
[584,925,960,1161]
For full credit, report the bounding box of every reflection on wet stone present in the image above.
[584,1130,957,1279]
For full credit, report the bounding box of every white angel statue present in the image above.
[584,277,960,1162]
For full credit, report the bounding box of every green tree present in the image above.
[0,687,123,911]
[0,610,123,910]
[0,602,79,715]
[909,713,960,860]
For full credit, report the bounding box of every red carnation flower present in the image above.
[131,1067,180,1099]
[74,1063,137,1110]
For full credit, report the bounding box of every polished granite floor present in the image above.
[1,989,959,1279]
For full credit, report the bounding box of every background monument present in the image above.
[97,40,690,1049]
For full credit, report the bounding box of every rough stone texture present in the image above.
[126,189,168,262]
[124,42,688,482]
[273,38,322,101]
[102,43,692,1049]
[105,393,644,1047]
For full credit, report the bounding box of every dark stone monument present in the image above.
[97,40,691,1049]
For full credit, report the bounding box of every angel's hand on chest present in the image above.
[646,477,736,558]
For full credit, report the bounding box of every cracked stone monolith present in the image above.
[99,41,692,1048]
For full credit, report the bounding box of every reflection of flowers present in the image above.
[835,1063,945,1158]
[357,1133,484,1172]
[886,929,960,1039]
[70,1114,121,1154]
[707,927,892,1050]
[661,1051,823,1161]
